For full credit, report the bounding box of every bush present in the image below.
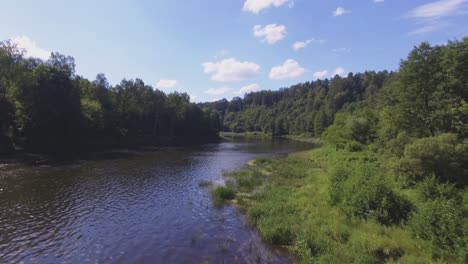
[330,162,412,225]
[410,178,466,253]
[399,133,468,186]
[410,198,465,252]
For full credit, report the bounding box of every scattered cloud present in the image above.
[313,70,328,79]
[205,86,234,96]
[292,38,325,51]
[236,83,260,95]
[406,0,466,35]
[269,59,305,80]
[253,24,287,45]
[408,0,466,19]
[11,35,50,60]
[333,7,350,16]
[332,48,351,55]
[202,58,260,82]
[333,67,346,77]
[156,79,178,90]
[408,22,450,35]
[243,0,294,14]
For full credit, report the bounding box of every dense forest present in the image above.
[0,41,221,154]
[201,70,390,136]
[209,38,468,263]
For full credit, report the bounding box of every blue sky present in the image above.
[1,0,467,102]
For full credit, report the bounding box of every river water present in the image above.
[0,138,311,263]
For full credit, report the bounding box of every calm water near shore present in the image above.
[0,138,312,263]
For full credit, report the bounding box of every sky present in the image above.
[1,0,467,102]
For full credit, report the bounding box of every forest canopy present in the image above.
[0,41,221,154]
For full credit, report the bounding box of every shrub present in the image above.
[399,133,468,185]
[410,178,465,253]
[410,198,465,252]
[330,162,412,225]
[417,176,461,201]
[382,132,414,157]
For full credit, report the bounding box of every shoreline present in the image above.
[211,146,462,263]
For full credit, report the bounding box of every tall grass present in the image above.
[219,147,466,263]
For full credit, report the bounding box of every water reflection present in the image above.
[0,138,312,263]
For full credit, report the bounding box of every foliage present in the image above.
[398,133,468,185]
[202,71,391,136]
[410,182,465,254]
[329,155,412,225]
[0,41,221,153]
[225,148,441,263]
[209,38,468,263]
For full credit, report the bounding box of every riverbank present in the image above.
[220,132,323,145]
[212,146,467,263]
[220,131,272,139]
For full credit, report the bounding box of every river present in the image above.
[0,138,311,263]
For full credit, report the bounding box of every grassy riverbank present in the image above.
[220,132,323,145]
[212,147,467,263]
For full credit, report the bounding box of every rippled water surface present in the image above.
[0,138,311,263]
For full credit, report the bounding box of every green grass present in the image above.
[211,185,236,207]
[220,147,465,263]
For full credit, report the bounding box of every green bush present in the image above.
[399,133,468,185]
[410,178,466,253]
[330,162,412,225]
[410,198,465,252]
[417,176,461,201]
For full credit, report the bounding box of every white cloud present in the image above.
[202,58,260,82]
[11,35,50,60]
[156,79,178,89]
[406,0,466,35]
[292,38,325,51]
[293,40,311,51]
[408,0,466,18]
[333,67,346,77]
[408,22,450,35]
[313,70,329,79]
[205,87,234,96]
[333,7,350,16]
[236,83,260,95]
[269,59,305,80]
[374,0,384,3]
[253,24,287,45]
[243,0,294,14]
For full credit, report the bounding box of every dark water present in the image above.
[0,138,311,264]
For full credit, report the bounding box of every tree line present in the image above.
[201,70,390,136]
[0,41,221,154]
